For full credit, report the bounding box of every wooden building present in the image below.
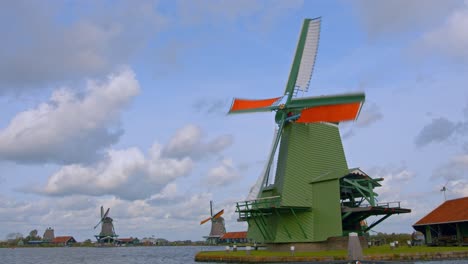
[220,231,249,244]
[117,237,139,246]
[52,236,77,246]
[413,197,468,246]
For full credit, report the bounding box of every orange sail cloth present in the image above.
[296,102,362,123]
[212,209,224,219]
[200,217,211,225]
[229,97,281,112]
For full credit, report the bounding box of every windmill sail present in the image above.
[295,18,321,93]
[247,128,279,200]
[284,18,321,99]
[229,97,282,114]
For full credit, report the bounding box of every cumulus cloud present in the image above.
[364,165,415,202]
[414,116,468,147]
[0,68,139,164]
[432,155,468,197]
[0,1,166,92]
[353,0,461,39]
[163,124,233,159]
[0,192,226,241]
[148,183,179,202]
[41,144,193,200]
[204,158,241,187]
[417,1,468,60]
[414,117,461,147]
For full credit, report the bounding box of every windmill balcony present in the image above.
[341,201,405,211]
[236,196,281,221]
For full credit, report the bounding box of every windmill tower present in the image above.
[230,18,410,246]
[200,201,226,244]
[94,206,118,243]
[43,227,55,242]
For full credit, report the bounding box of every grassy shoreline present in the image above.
[195,246,468,262]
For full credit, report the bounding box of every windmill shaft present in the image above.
[210,200,213,217]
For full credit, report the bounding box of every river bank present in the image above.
[195,246,468,262]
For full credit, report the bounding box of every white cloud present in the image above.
[0,192,223,241]
[148,183,178,201]
[353,0,461,39]
[432,154,468,197]
[176,0,303,31]
[342,101,383,139]
[204,158,240,187]
[163,124,233,159]
[0,1,166,91]
[418,1,468,60]
[356,102,383,127]
[0,68,139,164]
[42,143,193,200]
[359,166,436,234]
[367,166,415,201]
[414,117,461,147]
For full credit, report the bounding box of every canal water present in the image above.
[0,246,465,264]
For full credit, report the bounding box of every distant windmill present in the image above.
[200,201,226,244]
[440,181,449,201]
[94,206,118,243]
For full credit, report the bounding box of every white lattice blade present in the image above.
[295,18,321,93]
[246,128,278,200]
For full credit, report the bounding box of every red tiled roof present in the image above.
[414,197,468,226]
[118,238,136,242]
[52,236,75,243]
[221,231,247,239]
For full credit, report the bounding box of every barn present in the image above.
[413,197,468,246]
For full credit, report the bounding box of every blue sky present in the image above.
[0,0,467,242]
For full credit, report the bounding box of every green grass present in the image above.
[199,249,346,257]
[197,245,468,258]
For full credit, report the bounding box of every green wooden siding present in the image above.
[276,123,348,207]
[249,122,348,243]
[311,180,342,241]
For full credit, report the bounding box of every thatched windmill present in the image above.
[200,201,226,244]
[94,206,118,243]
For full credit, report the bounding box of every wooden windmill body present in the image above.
[230,18,410,245]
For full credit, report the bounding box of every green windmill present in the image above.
[229,18,410,245]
